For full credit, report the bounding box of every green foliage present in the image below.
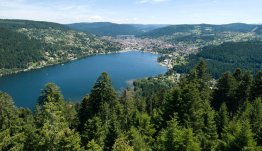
[176,42,262,78]
[1,64,262,150]
[88,72,118,116]
[67,22,143,37]
[142,23,262,38]
[213,72,237,111]
[250,98,262,146]
[157,117,201,151]
[86,139,103,151]
[38,83,64,105]
[235,72,253,106]
[0,28,43,69]
[216,103,229,138]
[82,116,108,148]
[0,92,27,150]
[0,19,121,76]
[112,135,134,151]
[251,71,262,100]
[220,120,257,151]
[127,127,152,151]
[33,83,82,150]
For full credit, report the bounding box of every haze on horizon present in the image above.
[0,0,262,25]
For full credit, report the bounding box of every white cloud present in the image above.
[0,0,24,2]
[138,0,169,4]
[89,15,103,21]
[133,17,138,21]
[0,0,109,23]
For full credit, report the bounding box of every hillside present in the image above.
[142,23,262,38]
[174,41,262,78]
[0,28,43,69]
[0,19,121,76]
[140,23,262,48]
[67,22,166,36]
[67,22,142,36]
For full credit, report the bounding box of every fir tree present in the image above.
[88,72,118,117]
[251,70,262,100]
[157,116,201,151]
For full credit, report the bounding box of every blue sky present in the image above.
[0,0,261,24]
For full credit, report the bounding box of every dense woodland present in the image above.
[0,61,261,151]
[0,20,121,75]
[0,28,43,68]
[175,41,262,78]
[67,22,166,37]
[67,22,143,37]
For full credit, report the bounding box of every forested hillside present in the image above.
[1,61,261,150]
[0,19,121,76]
[67,22,143,36]
[0,28,43,69]
[142,23,262,38]
[67,22,166,36]
[140,23,262,50]
[175,41,262,78]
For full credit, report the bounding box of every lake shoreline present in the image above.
[0,50,128,78]
[0,49,166,78]
[0,51,167,108]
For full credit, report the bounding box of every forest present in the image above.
[0,19,121,76]
[141,23,262,38]
[0,61,261,151]
[175,41,262,78]
[0,28,43,69]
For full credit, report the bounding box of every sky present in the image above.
[0,0,261,24]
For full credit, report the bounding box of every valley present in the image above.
[1,20,262,77]
[1,0,262,150]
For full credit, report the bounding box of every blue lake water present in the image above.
[0,51,167,108]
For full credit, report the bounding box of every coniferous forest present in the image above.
[0,61,261,151]
[175,41,262,78]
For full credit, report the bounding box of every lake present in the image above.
[0,51,167,108]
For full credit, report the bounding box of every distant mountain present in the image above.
[141,23,262,38]
[66,22,167,36]
[0,19,69,31]
[0,19,120,76]
[130,24,168,32]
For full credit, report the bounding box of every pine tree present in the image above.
[88,72,118,116]
[82,116,108,148]
[86,139,103,151]
[216,103,229,138]
[213,72,237,112]
[157,116,201,151]
[112,135,134,151]
[233,68,243,82]
[78,96,90,131]
[235,72,253,108]
[250,98,262,146]
[38,83,64,105]
[162,88,182,123]
[186,60,212,101]
[34,84,82,150]
[180,83,204,133]
[200,102,218,151]
[0,92,27,150]
[251,70,262,100]
[127,127,152,151]
[220,120,257,151]
[64,101,79,129]
[120,89,136,131]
